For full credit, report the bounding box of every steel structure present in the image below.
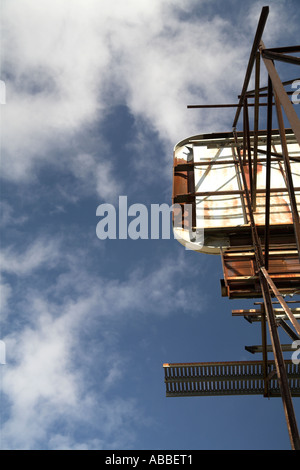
[165,7,300,450]
[164,361,300,397]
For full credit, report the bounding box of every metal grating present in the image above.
[163,361,300,397]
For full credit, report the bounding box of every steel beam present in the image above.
[244,78,300,97]
[279,319,300,342]
[232,308,300,319]
[260,304,269,397]
[259,271,300,450]
[245,344,296,354]
[267,46,300,54]
[265,76,273,270]
[262,49,300,66]
[174,5,300,450]
[233,126,300,450]
[252,52,260,211]
[250,147,300,163]
[261,267,300,337]
[232,6,269,129]
[260,40,300,145]
[273,89,300,261]
[187,102,271,108]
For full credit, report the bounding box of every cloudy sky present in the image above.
[1,0,300,450]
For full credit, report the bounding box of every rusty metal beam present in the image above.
[175,154,300,169]
[244,97,253,187]
[245,91,294,98]
[260,304,269,397]
[252,52,260,211]
[267,46,300,54]
[250,147,300,163]
[259,270,300,450]
[233,124,300,450]
[244,78,300,97]
[189,130,297,147]
[187,102,271,109]
[273,89,300,261]
[260,40,300,145]
[175,6,300,449]
[231,145,249,224]
[279,319,300,342]
[262,49,300,66]
[245,344,296,354]
[243,98,247,164]
[232,308,300,319]
[261,267,300,337]
[173,186,300,204]
[265,76,273,270]
[232,6,269,129]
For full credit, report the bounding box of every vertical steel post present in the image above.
[260,303,269,397]
[259,271,300,450]
[273,91,300,262]
[264,76,273,270]
[233,6,269,128]
[244,97,253,196]
[233,129,300,450]
[260,40,300,145]
[261,267,300,337]
[252,52,261,211]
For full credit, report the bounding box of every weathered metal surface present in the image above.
[172,131,300,254]
[169,5,300,450]
[221,246,300,298]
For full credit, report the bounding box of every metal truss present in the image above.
[163,361,300,397]
[167,6,300,450]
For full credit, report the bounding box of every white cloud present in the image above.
[2,0,292,191]
[0,201,28,227]
[1,273,135,448]
[0,234,202,449]
[0,237,61,276]
[1,0,110,184]
[69,153,120,200]
[112,14,244,141]
[0,278,12,320]
[1,306,139,449]
[1,0,296,450]
[245,1,298,45]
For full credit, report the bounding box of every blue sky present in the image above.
[1,0,300,450]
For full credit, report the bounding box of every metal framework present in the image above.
[163,361,300,397]
[165,6,300,450]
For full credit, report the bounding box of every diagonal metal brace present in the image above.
[260,267,300,337]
